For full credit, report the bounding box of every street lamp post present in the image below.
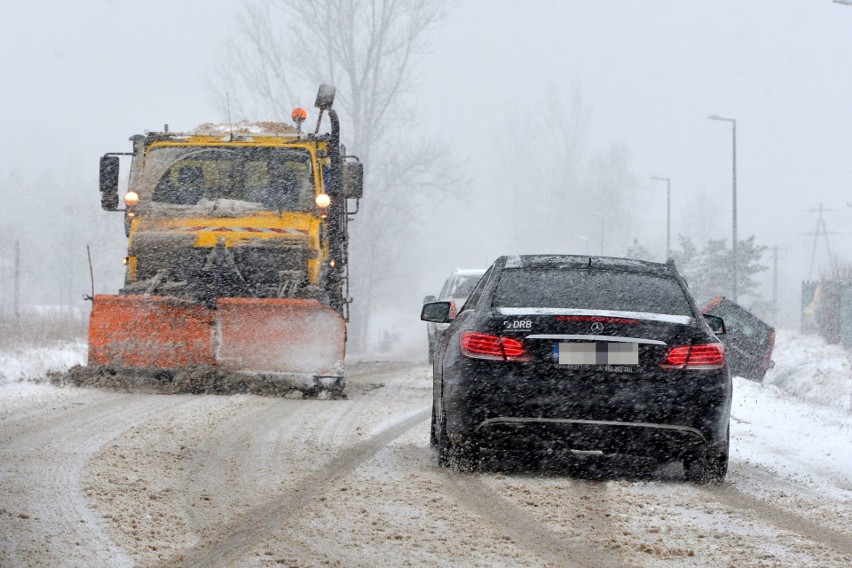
[649,176,671,259]
[708,114,738,302]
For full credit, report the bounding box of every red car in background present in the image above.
[702,297,775,382]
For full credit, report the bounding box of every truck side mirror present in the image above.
[342,160,363,199]
[100,155,120,211]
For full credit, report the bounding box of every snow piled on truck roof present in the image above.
[189,121,297,136]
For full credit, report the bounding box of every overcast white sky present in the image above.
[1,0,851,326]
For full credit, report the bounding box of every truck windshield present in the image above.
[141,146,315,213]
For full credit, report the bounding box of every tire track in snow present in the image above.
[179,361,418,536]
[0,391,190,568]
[442,473,628,568]
[172,407,430,568]
[180,399,312,532]
[705,484,852,556]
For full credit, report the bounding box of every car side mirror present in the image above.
[99,155,120,211]
[342,160,363,199]
[421,301,452,323]
[704,314,725,335]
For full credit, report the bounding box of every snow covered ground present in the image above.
[2,330,849,494]
[766,330,852,411]
[1,330,850,566]
[0,339,85,384]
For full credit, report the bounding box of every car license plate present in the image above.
[554,342,638,365]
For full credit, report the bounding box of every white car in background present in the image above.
[423,268,487,363]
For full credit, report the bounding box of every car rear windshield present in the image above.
[493,268,693,315]
[447,275,482,298]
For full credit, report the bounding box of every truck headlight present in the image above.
[315,193,331,209]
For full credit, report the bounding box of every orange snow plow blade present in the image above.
[87,295,345,380]
[216,298,345,376]
[88,295,216,368]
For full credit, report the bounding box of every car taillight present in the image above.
[661,343,725,370]
[460,332,529,362]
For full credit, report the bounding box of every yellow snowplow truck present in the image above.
[82,85,362,397]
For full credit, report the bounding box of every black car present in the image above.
[421,255,732,483]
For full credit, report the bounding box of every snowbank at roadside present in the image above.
[0,341,86,385]
[765,329,852,411]
[731,375,852,493]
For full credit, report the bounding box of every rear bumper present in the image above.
[442,358,731,456]
[474,417,708,459]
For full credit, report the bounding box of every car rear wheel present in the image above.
[437,413,451,467]
[429,403,438,448]
[684,430,729,484]
[684,449,728,484]
[436,410,479,472]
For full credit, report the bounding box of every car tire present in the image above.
[436,410,479,473]
[684,431,729,484]
[684,449,728,484]
[451,439,480,473]
[429,403,438,448]
[437,413,452,467]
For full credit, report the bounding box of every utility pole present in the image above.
[649,176,672,259]
[14,240,20,330]
[772,245,778,326]
[807,204,836,279]
[708,115,737,300]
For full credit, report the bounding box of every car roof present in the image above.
[451,268,488,277]
[497,255,679,278]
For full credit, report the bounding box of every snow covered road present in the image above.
[1,337,851,567]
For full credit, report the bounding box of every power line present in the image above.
[806,204,837,279]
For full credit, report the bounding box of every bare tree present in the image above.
[213,0,453,352]
[492,85,592,251]
[494,86,643,257]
